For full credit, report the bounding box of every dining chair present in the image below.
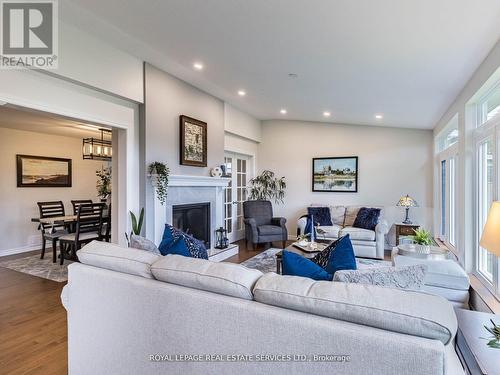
[101,203,111,242]
[59,203,105,265]
[71,199,93,215]
[37,201,68,263]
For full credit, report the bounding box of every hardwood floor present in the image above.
[0,240,273,374]
[0,261,67,375]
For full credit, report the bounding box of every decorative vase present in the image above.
[416,244,431,254]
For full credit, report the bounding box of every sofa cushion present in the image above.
[329,205,346,226]
[77,240,160,279]
[353,207,381,231]
[307,206,332,226]
[151,255,263,300]
[258,225,283,236]
[158,224,208,259]
[325,234,357,275]
[253,272,458,345]
[282,250,332,281]
[393,255,469,290]
[315,224,341,238]
[333,265,427,290]
[344,206,361,227]
[339,226,376,241]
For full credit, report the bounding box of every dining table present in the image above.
[31,213,110,233]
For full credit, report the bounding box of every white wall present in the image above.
[47,21,144,103]
[0,127,104,254]
[259,120,434,245]
[224,103,262,142]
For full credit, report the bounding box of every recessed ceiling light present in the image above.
[280,109,287,115]
[375,114,383,119]
[323,111,331,117]
[193,62,204,70]
[237,90,246,96]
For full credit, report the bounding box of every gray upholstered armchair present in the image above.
[243,200,287,250]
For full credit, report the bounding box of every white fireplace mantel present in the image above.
[168,175,231,187]
[151,174,230,247]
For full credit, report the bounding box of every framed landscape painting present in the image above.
[180,115,207,167]
[17,155,72,187]
[312,156,358,192]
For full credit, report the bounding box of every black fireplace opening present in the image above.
[172,202,211,249]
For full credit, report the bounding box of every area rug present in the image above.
[240,248,391,274]
[0,255,72,282]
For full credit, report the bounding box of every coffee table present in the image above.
[275,242,328,274]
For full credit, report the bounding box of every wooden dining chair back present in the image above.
[59,203,105,265]
[36,201,68,262]
[71,200,93,215]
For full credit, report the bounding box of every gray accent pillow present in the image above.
[333,265,427,290]
[130,235,161,255]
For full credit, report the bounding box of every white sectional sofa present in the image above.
[62,241,463,375]
[297,205,389,259]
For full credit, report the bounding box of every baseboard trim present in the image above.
[0,244,42,257]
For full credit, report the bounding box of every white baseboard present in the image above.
[0,243,42,257]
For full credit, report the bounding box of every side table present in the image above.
[395,223,420,245]
[455,308,500,374]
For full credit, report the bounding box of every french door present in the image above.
[223,152,252,242]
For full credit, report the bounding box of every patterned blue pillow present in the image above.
[352,207,381,230]
[158,224,208,259]
[307,207,332,226]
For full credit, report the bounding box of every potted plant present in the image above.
[148,162,170,205]
[412,228,433,253]
[96,167,112,202]
[125,208,144,246]
[248,170,286,204]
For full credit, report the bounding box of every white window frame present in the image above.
[477,80,500,127]
[436,144,458,250]
[472,114,500,298]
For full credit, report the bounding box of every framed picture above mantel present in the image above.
[312,156,358,192]
[179,115,207,167]
[16,155,72,187]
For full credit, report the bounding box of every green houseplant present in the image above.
[125,208,144,246]
[412,228,433,253]
[248,170,287,204]
[148,162,170,205]
[96,167,112,201]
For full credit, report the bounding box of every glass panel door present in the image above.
[224,153,251,242]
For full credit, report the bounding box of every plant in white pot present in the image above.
[412,228,433,253]
[148,162,170,205]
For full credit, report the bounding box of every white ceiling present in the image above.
[0,106,109,139]
[63,0,500,129]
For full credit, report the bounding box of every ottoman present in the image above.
[392,249,470,309]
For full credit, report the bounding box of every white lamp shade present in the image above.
[480,201,500,257]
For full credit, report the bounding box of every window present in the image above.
[478,82,500,126]
[476,138,495,282]
[436,114,458,152]
[436,115,458,248]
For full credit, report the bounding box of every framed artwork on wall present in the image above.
[179,115,207,167]
[16,155,72,187]
[312,156,358,192]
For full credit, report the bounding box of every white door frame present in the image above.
[0,69,140,248]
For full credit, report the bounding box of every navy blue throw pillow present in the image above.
[352,207,381,231]
[282,250,332,281]
[158,224,208,259]
[311,237,340,269]
[325,234,357,275]
[307,207,332,226]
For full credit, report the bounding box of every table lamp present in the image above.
[480,201,500,257]
[396,194,418,224]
